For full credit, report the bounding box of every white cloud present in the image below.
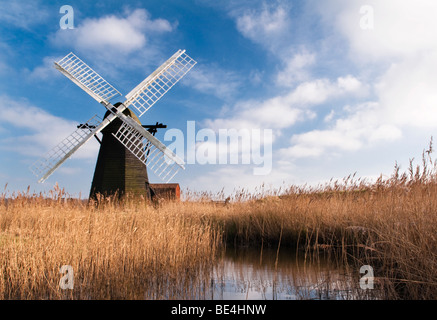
[51,9,173,55]
[316,0,437,129]
[204,97,299,132]
[46,8,177,82]
[281,102,403,159]
[276,51,316,86]
[324,110,335,123]
[0,95,98,159]
[232,2,318,87]
[287,76,364,107]
[375,53,437,128]
[199,73,367,175]
[25,56,63,80]
[322,0,437,61]
[235,3,291,48]
[0,0,49,30]
[182,64,242,100]
[232,1,318,87]
[279,0,437,161]
[204,75,364,135]
[337,75,362,92]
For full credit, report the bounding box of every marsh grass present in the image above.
[1,143,437,299]
[180,141,437,299]
[0,190,220,299]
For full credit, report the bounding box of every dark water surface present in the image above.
[205,247,376,300]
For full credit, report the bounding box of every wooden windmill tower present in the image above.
[30,50,196,200]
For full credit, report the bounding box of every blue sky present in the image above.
[1,0,437,198]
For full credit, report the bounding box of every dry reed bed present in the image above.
[0,195,220,299]
[180,157,437,299]
[1,148,437,299]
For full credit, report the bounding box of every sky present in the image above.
[1,0,437,198]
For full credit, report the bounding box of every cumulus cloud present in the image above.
[276,51,316,86]
[232,2,318,86]
[278,0,437,161]
[281,101,403,160]
[196,73,365,176]
[321,0,437,61]
[375,53,437,128]
[51,9,173,55]
[39,8,177,83]
[25,56,63,81]
[0,0,49,30]
[236,3,291,48]
[205,75,364,132]
[226,1,369,137]
[182,64,242,101]
[0,95,98,159]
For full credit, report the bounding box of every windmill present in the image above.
[29,50,196,200]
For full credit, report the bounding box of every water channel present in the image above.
[204,247,376,300]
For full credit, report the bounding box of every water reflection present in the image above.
[207,247,375,300]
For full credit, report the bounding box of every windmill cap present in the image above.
[102,103,141,133]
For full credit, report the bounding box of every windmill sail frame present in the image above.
[30,105,127,183]
[111,108,185,183]
[124,49,196,117]
[54,52,121,105]
[30,50,195,184]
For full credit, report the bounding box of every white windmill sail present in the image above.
[30,114,103,183]
[30,110,126,183]
[124,49,196,117]
[54,52,121,105]
[111,111,184,182]
[31,50,195,183]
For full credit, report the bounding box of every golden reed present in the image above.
[1,141,437,299]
